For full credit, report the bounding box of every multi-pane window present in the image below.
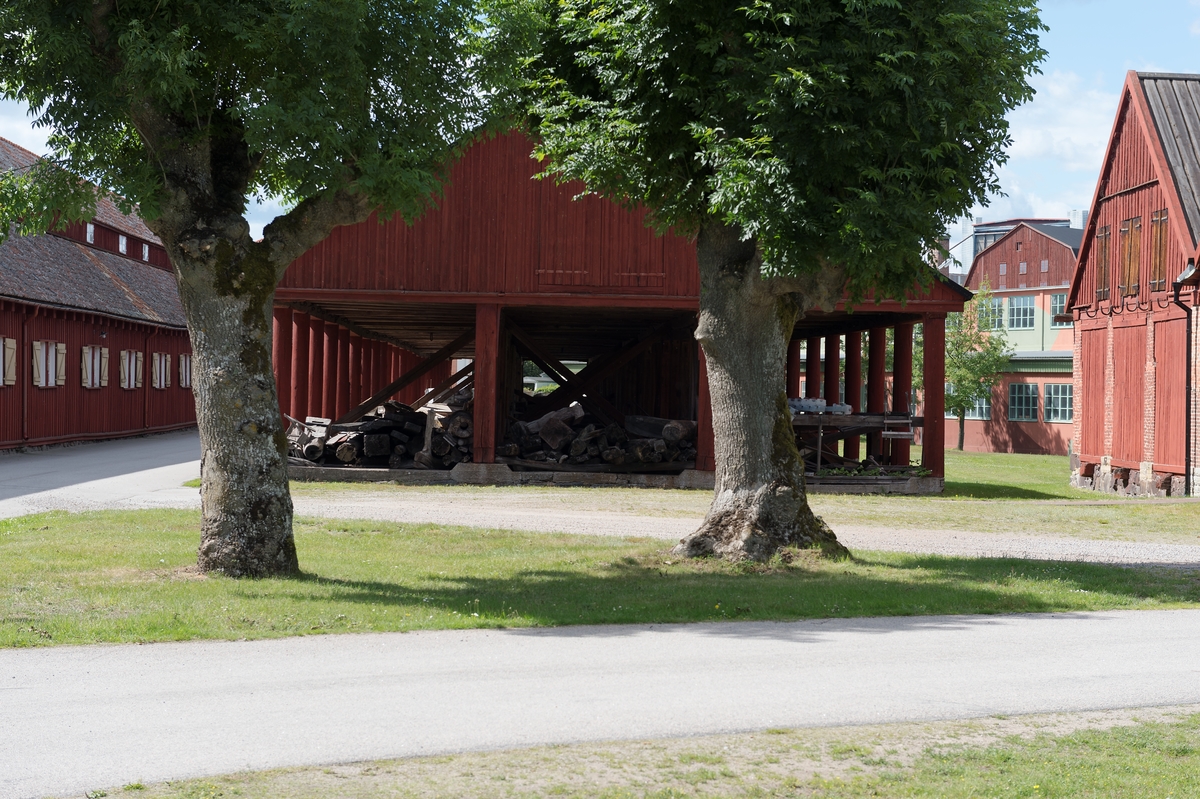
[81,345,109,389]
[987,297,1005,330]
[998,262,1007,288]
[0,337,14,387]
[1050,293,1071,327]
[1019,261,1027,274]
[119,350,144,389]
[151,352,172,390]
[1150,209,1169,292]
[1008,383,1039,422]
[1045,384,1073,422]
[179,353,193,389]
[1095,226,1111,301]
[32,341,66,388]
[964,393,992,420]
[1008,295,1035,329]
[1119,216,1142,297]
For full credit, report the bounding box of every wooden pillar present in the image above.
[696,347,715,471]
[867,327,887,458]
[335,327,351,419]
[786,339,803,398]
[844,331,862,461]
[892,322,914,466]
[474,304,502,464]
[290,312,310,420]
[922,314,946,479]
[805,336,821,398]
[823,334,841,404]
[272,307,292,419]
[348,334,362,409]
[363,339,376,398]
[307,318,324,420]
[322,322,338,420]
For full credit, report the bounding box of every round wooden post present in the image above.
[474,304,502,464]
[786,339,803,398]
[892,322,914,466]
[805,337,821,398]
[348,333,362,409]
[290,312,310,420]
[322,322,338,420]
[307,318,324,421]
[335,327,351,419]
[922,314,946,479]
[823,334,841,404]
[844,331,862,461]
[867,327,887,458]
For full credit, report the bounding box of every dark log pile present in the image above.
[287,399,473,470]
[498,405,698,472]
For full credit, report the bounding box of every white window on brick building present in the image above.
[1008,295,1035,329]
[119,350,144,389]
[151,352,172,390]
[1051,293,1071,327]
[0,337,15,387]
[964,393,992,420]
[179,353,193,389]
[32,341,66,388]
[81,345,109,389]
[1008,383,1039,422]
[1045,383,1073,422]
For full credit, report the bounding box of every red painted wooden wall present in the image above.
[968,224,1075,290]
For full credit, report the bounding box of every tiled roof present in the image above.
[0,230,185,327]
[1140,73,1200,244]
[0,136,161,243]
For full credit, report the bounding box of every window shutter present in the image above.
[119,351,128,389]
[31,341,43,387]
[3,338,14,385]
[135,351,144,388]
[179,355,185,386]
[55,342,67,385]
[165,354,172,387]
[100,347,109,387]
[82,346,91,387]
[152,353,160,389]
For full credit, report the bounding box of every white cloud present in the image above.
[1006,71,1119,173]
[0,100,49,155]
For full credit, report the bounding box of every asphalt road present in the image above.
[4,609,1200,798]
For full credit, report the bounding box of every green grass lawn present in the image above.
[94,710,1200,798]
[4,509,1198,648]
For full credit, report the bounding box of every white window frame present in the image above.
[1008,295,1035,329]
[118,234,128,255]
[151,352,172,390]
[32,340,66,388]
[1008,383,1039,422]
[1040,259,1049,273]
[86,222,95,244]
[81,345,109,389]
[989,297,1005,330]
[1050,293,1071,327]
[142,243,150,261]
[1045,383,1073,423]
[964,393,992,420]
[999,262,1007,275]
[179,353,193,389]
[1019,261,1027,275]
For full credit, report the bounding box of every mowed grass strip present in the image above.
[90,711,1200,798]
[4,509,1199,647]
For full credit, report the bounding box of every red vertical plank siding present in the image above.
[0,300,25,445]
[823,335,841,404]
[804,337,821,398]
[273,307,292,418]
[307,320,324,419]
[1155,319,1186,470]
[290,312,310,418]
[473,304,501,463]
[843,332,862,461]
[336,327,351,419]
[1111,325,1146,464]
[322,322,338,420]
[892,323,914,465]
[922,315,946,478]
[1080,328,1108,458]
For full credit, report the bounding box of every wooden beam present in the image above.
[336,328,475,423]
[412,362,475,410]
[508,322,625,426]
[474,304,501,463]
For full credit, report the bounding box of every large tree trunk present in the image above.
[173,242,298,577]
[674,222,848,562]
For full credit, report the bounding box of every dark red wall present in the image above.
[0,299,195,449]
[55,221,172,272]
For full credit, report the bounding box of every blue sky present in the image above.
[2,1,1199,237]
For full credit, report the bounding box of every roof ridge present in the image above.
[1138,72,1200,81]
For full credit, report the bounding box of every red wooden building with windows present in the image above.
[0,137,196,449]
[1069,72,1200,495]
[273,132,968,486]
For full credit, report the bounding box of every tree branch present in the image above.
[261,188,373,279]
[764,262,848,314]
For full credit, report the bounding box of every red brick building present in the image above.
[1070,72,1200,495]
[0,137,196,449]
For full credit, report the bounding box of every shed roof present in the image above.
[0,136,183,327]
[1139,73,1200,244]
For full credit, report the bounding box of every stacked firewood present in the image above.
[497,404,698,469]
[287,400,473,470]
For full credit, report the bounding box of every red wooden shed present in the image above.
[1069,71,1200,496]
[0,137,196,449]
[273,132,967,486]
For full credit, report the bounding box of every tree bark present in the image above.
[957,412,966,451]
[674,222,849,562]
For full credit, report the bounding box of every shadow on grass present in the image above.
[266,552,1200,633]
[940,481,1082,500]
